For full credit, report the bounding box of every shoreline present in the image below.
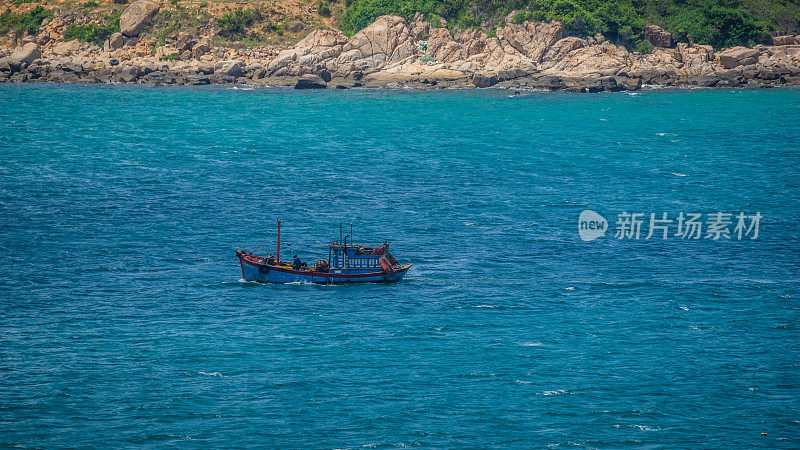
[5,79,800,94]
[2,6,800,92]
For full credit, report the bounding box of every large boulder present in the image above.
[53,40,81,56]
[104,32,124,52]
[294,73,327,89]
[718,46,760,69]
[9,43,41,69]
[644,24,672,48]
[120,0,159,37]
[772,35,798,46]
[191,39,212,58]
[117,65,142,82]
[175,34,197,52]
[472,72,498,87]
[214,60,244,77]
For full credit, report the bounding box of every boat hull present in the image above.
[238,256,411,284]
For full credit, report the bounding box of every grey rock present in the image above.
[533,75,564,90]
[318,69,332,82]
[214,60,244,77]
[472,72,498,88]
[105,32,124,52]
[295,73,327,89]
[175,34,197,52]
[117,66,141,82]
[9,43,41,70]
[251,67,267,79]
[186,74,210,85]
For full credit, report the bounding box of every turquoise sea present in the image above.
[1,84,799,447]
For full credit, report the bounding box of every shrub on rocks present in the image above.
[0,6,51,36]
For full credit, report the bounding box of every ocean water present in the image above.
[0,84,798,448]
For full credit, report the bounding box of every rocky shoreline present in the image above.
[2,1,800,91]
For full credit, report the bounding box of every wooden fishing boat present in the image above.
[235,220,412,284]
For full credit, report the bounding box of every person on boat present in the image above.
[266,254,276,266]
[292,255,302,270]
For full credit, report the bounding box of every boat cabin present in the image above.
[329,242,397,273]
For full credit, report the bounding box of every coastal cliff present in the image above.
[2,1,800,90]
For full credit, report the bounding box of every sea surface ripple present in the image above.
[0,84,798,448]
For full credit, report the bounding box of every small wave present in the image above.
[671,172,688,177]
[539,389,567,396]
[655,132,668,136]
[632,424,660,431]
[474,305,496,308]
[515,380,532,384]
[679,306,689,311]
[519,341,544,347]
[565,286,575,291]
[198,371,222,377]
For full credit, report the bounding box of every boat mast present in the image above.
[277,217,281,262]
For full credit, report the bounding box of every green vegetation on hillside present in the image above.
[63,10,122,45]
[339,0,800,49]
[217,8,263,39]
[0,5,51,36]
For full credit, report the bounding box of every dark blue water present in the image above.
[1,84,799,447]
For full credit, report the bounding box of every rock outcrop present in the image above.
[120,0,159,38]
[644,25,672,48]
[2,12,800,91]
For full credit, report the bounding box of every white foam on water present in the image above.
[515,380,532,384]
[539,389,567,396]
[198,371,222,377]
[671,172,688,177]
[565,286,575,291]
[474,305,496,308]
[519,341,544,347]
[680,306,689,311]
[632,424,660,431]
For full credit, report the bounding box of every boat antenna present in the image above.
[276,217,281,262]
[254,238,265,252]
[339,221,342,245]
[350,223,353,243]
